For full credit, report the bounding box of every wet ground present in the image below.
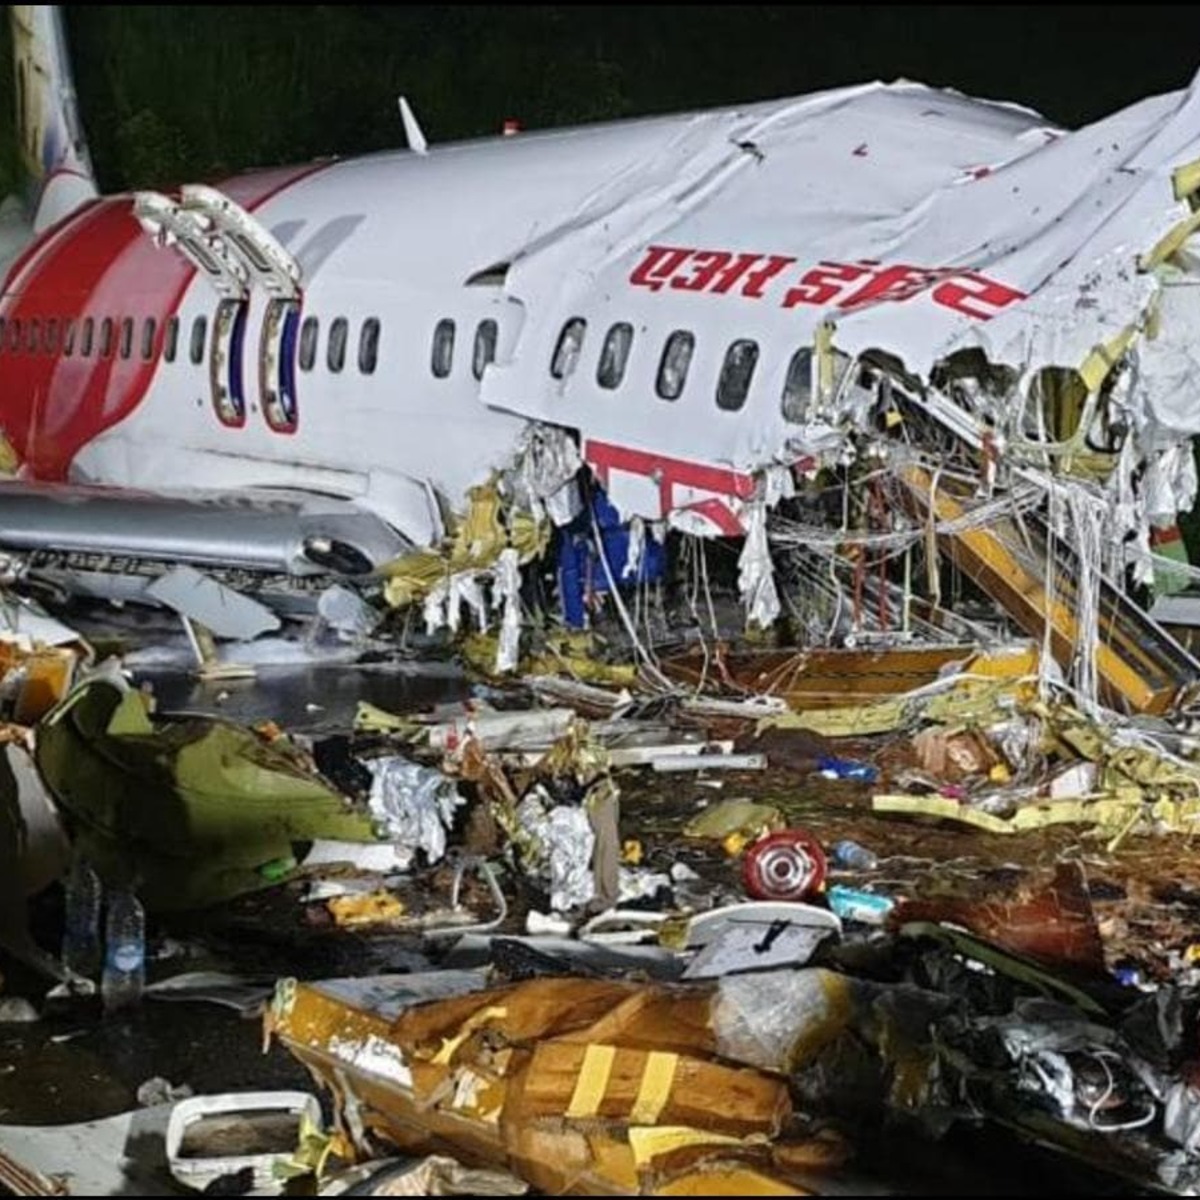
[0,655,1181,1195]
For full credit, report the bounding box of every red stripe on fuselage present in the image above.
[0,160,333,481]
[584,438,756,519]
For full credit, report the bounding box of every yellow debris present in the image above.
[1174,158,1200,204]
[381,479,549,611]
[0,430,20,476]
[871,790,1200,836]
[326,891,407,927]
[684,800,784,844]
[354,700,421,737]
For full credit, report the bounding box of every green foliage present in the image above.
[0,13,14,198]
[59,5,1199,195]
[63,6,658,190]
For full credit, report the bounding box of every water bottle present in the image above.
[61,857,102,980]
[101,889,145,1013]
[830,839,879,871]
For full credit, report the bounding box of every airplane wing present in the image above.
[0,479,411,619]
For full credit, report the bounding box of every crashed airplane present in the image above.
[4,7,1200,707]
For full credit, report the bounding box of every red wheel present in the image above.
[742,830,828,901]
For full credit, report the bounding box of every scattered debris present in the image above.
[5,59,1200,1200]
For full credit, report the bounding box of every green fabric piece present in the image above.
[36,680,376,910]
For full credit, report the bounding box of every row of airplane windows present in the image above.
[548,317,818,417]
[430,316,816,419]
[3,308,818,420]
[0,312,384,376]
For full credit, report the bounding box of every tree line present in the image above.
[2,6,1197,196]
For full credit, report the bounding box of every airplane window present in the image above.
[781,349,813,423]
[472,319,497,381]
[299,316,319,372]
[551,318,586,381]
[359,318,381,376]
[99,318,114,357]
[63,319,76,357]
[327,317,348,373]
[0,318,5,351]
[164,316,178,363]
[5,320,17,353]
[118,317,133,360]
[717,339,759,412]
[656,330,695,401]
[26,319,40,353]
[80,317,94,357]
[141,318,156,361]
[597,322,634,390]
[189,315,207,365]
[45,318,59,354]
[431,318,455,378]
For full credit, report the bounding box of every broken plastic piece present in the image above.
[826,885,894,925]
[815,756,878,783]
[652,752,767,772]
[165,1091,322,1195]
[684,902,841,979]
[683,799,783,843]
[146,565,281,641]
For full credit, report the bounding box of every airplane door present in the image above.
[134,189,251,430]
[210,297,248,427]
[136,186,304,436]
[173,186,304,436]
[260,298,300,434]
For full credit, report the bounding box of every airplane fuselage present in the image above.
[1,113,728,548]
[4,66,1197,574]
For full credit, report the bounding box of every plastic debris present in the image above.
[684,902,842,979]
[683,800,784,844]
[165,1091,321,1195]
[136,1077,194,1107]
[816,756,879,783]
[0,998,38,1023]
[828,839,879,871]
[826,885,895,925]
[61,856,102,981]
[101,889,145,1013]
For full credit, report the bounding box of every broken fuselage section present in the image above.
[426,72,1200,716]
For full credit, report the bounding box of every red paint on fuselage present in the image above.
[0,162,332,481]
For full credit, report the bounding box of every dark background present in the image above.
[3,5,1200,194]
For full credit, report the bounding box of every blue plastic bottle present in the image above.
[830,839,879,871]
